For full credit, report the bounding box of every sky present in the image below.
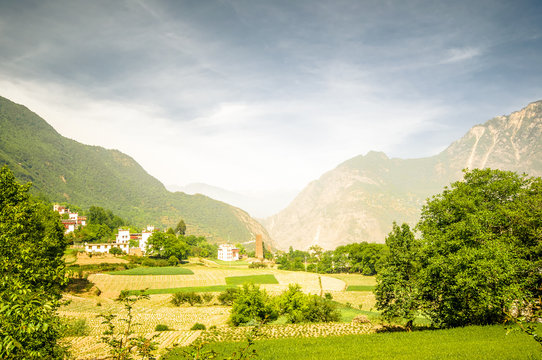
[1,0,542,216]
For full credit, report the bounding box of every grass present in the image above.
[162,325,542,360]
[346,285,376,291]
[125,285,236,295]
[225,274,279,286]
[107,266,194,275]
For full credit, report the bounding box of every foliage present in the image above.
[229,283,278,326]
[0,166,68,359]
[277,284,340,324]
[170,292,203,306]
[98,290,158,360]
[110,246,125,255]
[276,242,387,275]
[147,232,189,260]
[375,222,419,329]
[60,318,91,337]
[190,323,206,331]
[248,262,267,269]
[376,169,542,328]
[154,324,170,332]
[218,288,241,306]
[168,255,179,266]
[175,219,186,235]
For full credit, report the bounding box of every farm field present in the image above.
[88,266,346,298]
[61,264,380,358]
[108,266,194,275]
[162,325,542,360]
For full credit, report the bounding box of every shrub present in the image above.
[248,262,267,269]
[202,293,214,303]
[229,283,278,326]
[190,323,206,330]
[171,292,203,306]
[155,324,170,331]
[109,247,124,255]
[278,284,340,324]
[61,318,90,337]
[218,288,241,306]
[168,255,179,266]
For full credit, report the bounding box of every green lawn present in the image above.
[346,285,376,291]
[162,325,542,360]
[225,274,279,286]
[107,266,194,275]
[126,285,235,295]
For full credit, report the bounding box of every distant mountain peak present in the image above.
[265,100,542,250]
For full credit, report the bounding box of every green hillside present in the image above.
[0,96,271,244]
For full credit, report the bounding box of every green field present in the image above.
[346,285,376,291]
[162,325,542,360]
[225,274,279,286]
[108,266,194,275]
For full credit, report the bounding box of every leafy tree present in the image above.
[375,223,419,329]
[229,283,278,326]
[175,219,186,235]
[147,232,189,260]
[277,284,340,323]
[0,166,68,359]
[415,169,541,327]
[109,247,125,256]
[376,169,542,329]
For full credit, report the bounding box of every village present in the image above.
[54,204,264,261]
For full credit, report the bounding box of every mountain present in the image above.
[0,96,274,247]
[166,183,298,219]
[264,100,542,250]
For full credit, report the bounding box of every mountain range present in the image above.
[264,100,542,250]
[0,96,274,248]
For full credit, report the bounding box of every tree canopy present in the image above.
[0,166,68,358]
[375,168,542,328]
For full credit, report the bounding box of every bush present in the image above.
[190,323,206,330]
[248,262,267,269]
[171,292,203,306]
[229,283,278,326]
[61,318,90,337]
[109,247,124,255]
[168,255,179,266]
[278,284,340,324]
[202,293,214,303]
[155,324,170,331]
[218,288,240,306]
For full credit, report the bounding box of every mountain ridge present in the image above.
[264,100,542,250]
[0,95,275,248]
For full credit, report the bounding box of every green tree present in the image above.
[415,169,541,327]
[0,166,68,359]
[229,283,278,326]
[175,219,186,236]
[375,223,419,329]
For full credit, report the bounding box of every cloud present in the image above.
[441,47,482,64]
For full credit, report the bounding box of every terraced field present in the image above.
[89,266,346,298]
[62,264,378,359]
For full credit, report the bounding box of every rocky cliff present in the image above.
[265,100,542,250]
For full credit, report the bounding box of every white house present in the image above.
[116,229,130,244]
[218,244,240,261]
[84,242,129,254]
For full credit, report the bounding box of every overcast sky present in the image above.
[1,0,542,212]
